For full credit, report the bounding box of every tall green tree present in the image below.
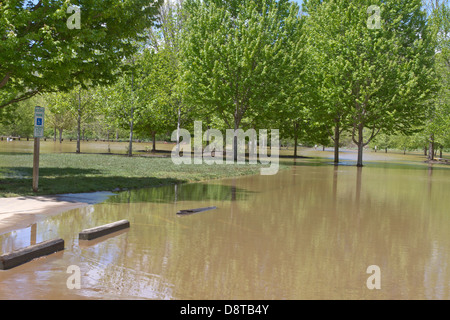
[180,0,304,160]
[0,97,35,138]
[304,0,353,163]
[44,91,75,142]
[305,0,437,166]
[424,0,449,160]
[0,0,163,110]
[73,86,97,153]
[43,86,96,149]
[99,69,138,156]
[134,48,177,151]
[147,0,190,152]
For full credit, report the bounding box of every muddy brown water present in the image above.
[0,143,449,299]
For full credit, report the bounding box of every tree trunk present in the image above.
[424,146,427,156]
[128,107,134,157]
[233,120,238,162]
[428,134,434,161]
[439,146,443,159]
[293,122,299,158]
[76,89,81,154]
[53,126,56,142]
[334,121,340,164]
[356,125,364,167]
[206,120,211,147]
[294,134,298,158]
[128,71,135,157]
[59,128,63,144]
[357,145,364,167]
[175,106,181,154]
[152,131,156,152]
[233,134,238,162]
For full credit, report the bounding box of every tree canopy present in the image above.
[0,0,163,110]
[305,0,437,166]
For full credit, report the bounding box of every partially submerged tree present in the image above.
[305,0,437,166]
[424,0,450,160]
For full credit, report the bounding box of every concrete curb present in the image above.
[0,238,65,270]
[79,220,130,241]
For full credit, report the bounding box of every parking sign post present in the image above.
[33,106,45,192]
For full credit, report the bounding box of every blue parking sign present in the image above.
[34,106,45,138]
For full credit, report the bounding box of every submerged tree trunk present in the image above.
[356,125,364,167]
[294,134,298,158]
[293,121,299,158]
[233,121,238,162]
[357,145,364,167]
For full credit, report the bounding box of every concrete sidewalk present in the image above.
[0,192,115,235]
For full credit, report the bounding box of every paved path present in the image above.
[0,192,114,235]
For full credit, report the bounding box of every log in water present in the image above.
[177,206,217,216]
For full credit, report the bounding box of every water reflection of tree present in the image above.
[104,183,252,204]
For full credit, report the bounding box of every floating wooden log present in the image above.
[79,220,130,241]
[177,206,217,216]
[0,238,64,270]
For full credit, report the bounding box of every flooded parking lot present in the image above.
[1,151,449,299]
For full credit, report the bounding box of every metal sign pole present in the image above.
[32,137,40,192]
[33,106,45,193]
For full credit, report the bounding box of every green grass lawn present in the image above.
[0,152,270,197]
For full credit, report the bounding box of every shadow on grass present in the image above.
[0,152,33,156]
[0,175,185,197]
[3,167,104,178]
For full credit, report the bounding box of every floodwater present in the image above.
[0,142,449,299]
